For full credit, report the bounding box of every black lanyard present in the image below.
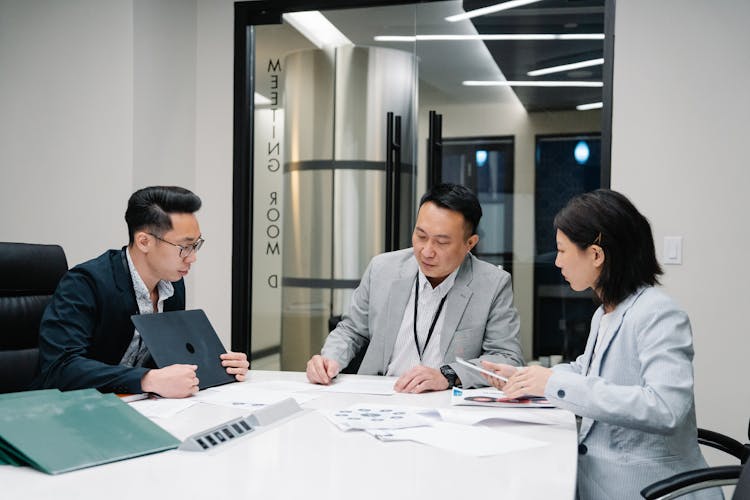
[413,279,448,361]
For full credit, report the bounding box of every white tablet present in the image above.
[455,357,509,382]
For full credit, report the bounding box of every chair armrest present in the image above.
[698,428,749,463]
[640,465,741,499]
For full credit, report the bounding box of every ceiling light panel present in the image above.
[283,11,351,49]
[446,0,544,22]
[374,34,604,42]
[463,80,603,87]
[576,102,603,110]
[528,58,604,77]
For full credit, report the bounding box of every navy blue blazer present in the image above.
[33,248,185,393]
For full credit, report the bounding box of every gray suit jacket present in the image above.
[545,287,721,500]
[321,248,523,388]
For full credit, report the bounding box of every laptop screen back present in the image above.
[131,309,235,390]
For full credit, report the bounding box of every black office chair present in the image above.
[641,419,750,499]
[0,242,68,393]
[328,314,368,374]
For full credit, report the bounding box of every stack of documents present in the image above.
[0,389,180,474]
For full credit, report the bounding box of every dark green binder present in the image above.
[0,389,180,474]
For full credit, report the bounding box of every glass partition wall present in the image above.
[234,0,613,370]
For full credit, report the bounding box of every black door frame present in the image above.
[231,0,616,356]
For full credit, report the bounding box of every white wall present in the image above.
[612,0,750,459]
[0,0,134,267]
[193,0,235,344]
[0,0,235,348]
[133,0,197,191]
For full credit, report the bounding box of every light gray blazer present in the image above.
[545,286,722,500]
[321,248,523,387]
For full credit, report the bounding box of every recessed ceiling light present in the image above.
[528,58,604,77]
[576,102,603,110]
[445,0,544,22]
[283,11,351,49]
[374,34,604,42]
[464,80,603,87]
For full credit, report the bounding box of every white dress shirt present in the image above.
[385,268,459,376]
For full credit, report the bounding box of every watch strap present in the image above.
[440,364,459,388]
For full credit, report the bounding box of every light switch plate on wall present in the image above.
[663,236,683,265]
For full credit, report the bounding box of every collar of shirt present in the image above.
[417,266,459,299]
[125,247,174,314]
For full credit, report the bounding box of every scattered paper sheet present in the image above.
[248,380,326,393]
[193,384,319,411]
[320,377,396,395]
[323,404,433,431]
[368,422,548,457]
[130,398,198,419]
[437,407,572,426]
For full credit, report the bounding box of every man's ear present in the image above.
[466,234,479,252]
[133,231,152,253]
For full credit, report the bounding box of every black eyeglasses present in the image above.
[148,233,205,258]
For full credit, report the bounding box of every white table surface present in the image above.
[1,370,578,500]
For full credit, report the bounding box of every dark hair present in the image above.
[419,183,482,237]
[125,186,202,244]
[553,189,662,307]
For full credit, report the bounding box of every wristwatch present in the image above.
[440,365,460,388]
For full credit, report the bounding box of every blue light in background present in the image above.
[574,141,590,165]
[475,150,488,167]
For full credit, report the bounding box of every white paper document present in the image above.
[437,407,572,426]
[324,404,433,431]
[320,377,397,395]
[368,421,548,457]
[249,380,326,393]
[193,384,319,410]
[130,398,198,418]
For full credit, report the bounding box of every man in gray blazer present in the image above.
[306,183,523,393]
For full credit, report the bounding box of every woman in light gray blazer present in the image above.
[482,190,722,500]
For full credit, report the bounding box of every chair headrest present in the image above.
[0,242,68,296]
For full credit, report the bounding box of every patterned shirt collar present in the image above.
[125,248,174,313]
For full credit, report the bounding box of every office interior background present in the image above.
[1,0,747,471]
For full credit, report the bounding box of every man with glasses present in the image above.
[34,186,248,398]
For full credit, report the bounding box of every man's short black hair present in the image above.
[553,189,662,307]
[419,183,482,237]
[125,186,202,244]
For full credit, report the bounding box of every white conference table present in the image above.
[2,370,578,500]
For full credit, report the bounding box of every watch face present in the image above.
[440,366,457,387]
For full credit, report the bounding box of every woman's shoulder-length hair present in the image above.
[553,189,663,307]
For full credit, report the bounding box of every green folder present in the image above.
[0,389,64,466]
[0,389,180,474]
